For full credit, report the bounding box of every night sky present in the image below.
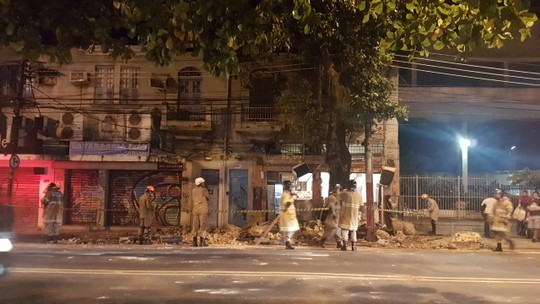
[399,120,540,175]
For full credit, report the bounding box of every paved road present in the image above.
[1,244,539,303]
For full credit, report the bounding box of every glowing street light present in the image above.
[459,137,471,192]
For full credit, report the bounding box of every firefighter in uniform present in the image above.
[319,184,342,248]
[491,190,515,252]
[41,183,63,243]
[279,180,299,250]
[338,180,362,251]
[138,185,156,244]
[421,193,440,235]
[191,177,210,247]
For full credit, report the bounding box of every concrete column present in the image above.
[97,170,108,229]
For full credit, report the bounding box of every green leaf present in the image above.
[373,3,383,15]
[362,13,370,23]
[433,40,444,50]
[406,2,415,12]
[358,1,366,11]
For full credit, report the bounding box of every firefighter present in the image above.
[279,180,299,250]
[421,193,440,235]
[138,185,156,245]
[41,183,63,243]
[191,177,210,247]
[319,184,342,248]
[338,180,362,251]
[491,190,515,252]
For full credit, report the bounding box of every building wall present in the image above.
[1,48,401,230]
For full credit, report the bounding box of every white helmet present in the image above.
[195,177,205,186]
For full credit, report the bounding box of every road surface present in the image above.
[1,243,539,303]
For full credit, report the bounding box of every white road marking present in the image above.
[9,267,540,285]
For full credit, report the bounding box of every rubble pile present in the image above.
[448,231,483,250]
[373,230,485,250]
[296,221,324,245]
[205,224,245,245]
[391,219,416,235]
[49,219,485,251]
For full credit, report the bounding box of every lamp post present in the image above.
[510,145,517,171]
[459,137,471,193]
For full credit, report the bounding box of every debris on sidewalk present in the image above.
[391,219,416,235]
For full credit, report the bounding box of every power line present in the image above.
[394,53,540,78]
[391,64,540,87]
[393,58,540,83]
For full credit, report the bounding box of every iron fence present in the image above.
[241,106,277,122]
[399,175,532,221]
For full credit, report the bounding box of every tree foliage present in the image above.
[0,1,535,73]
[0,0,536,185]
[510,168,540,190]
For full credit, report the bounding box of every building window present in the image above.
[348,143,384,155]
[178,67,202,102]
[0,65,19,98]
[94,66,115,103]
[120,67,139,104]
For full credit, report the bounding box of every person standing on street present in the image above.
[319,184,342,248]
[481,191,498,238]
[138,185,156,245]
[421,193,439,235]
[527,194,540,243]
[491,190,515,252]
[338,180,362,251]
[279,180,299,250]
[191,177,210,247]
[516,190,532,236]
[41,183,63,243]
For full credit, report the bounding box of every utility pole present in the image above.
[7,60,27,197]
[365,121,377,242]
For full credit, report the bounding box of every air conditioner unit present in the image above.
[126,113,151,142]
[56,112,83,140]
[69,72,90,86]
[98,114,124,140]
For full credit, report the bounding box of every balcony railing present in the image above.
[167,104,206,122]
[241,106,278,122]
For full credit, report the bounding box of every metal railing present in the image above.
[399,175,533,221]
[167,104,207,121]
[241,106,278,122]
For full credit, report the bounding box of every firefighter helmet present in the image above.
[195,177,205,186]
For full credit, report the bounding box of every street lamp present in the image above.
[459,137,471,193]
[510,146,517,171]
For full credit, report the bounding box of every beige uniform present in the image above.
[191,186,209,237]
[42,187,63,237]
[138,192,155,227]
[279,190,300,232]
[491,197,513,234]
[426,198,440,221]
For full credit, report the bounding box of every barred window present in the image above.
[178,67,202,102]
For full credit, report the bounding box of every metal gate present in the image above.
[399,175,521,220]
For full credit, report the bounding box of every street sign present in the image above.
[9,155,20,169]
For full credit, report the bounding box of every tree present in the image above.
[0,0,536,223]
[510,168,540,191]
[1,0,535,240]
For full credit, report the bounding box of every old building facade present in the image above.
[0,48,398,232]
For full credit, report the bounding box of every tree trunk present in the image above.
[321,58,353,187]
[325,113,351,187]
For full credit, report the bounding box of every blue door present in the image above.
[229,169,248,227]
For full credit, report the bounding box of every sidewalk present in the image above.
[8,223,540,252]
